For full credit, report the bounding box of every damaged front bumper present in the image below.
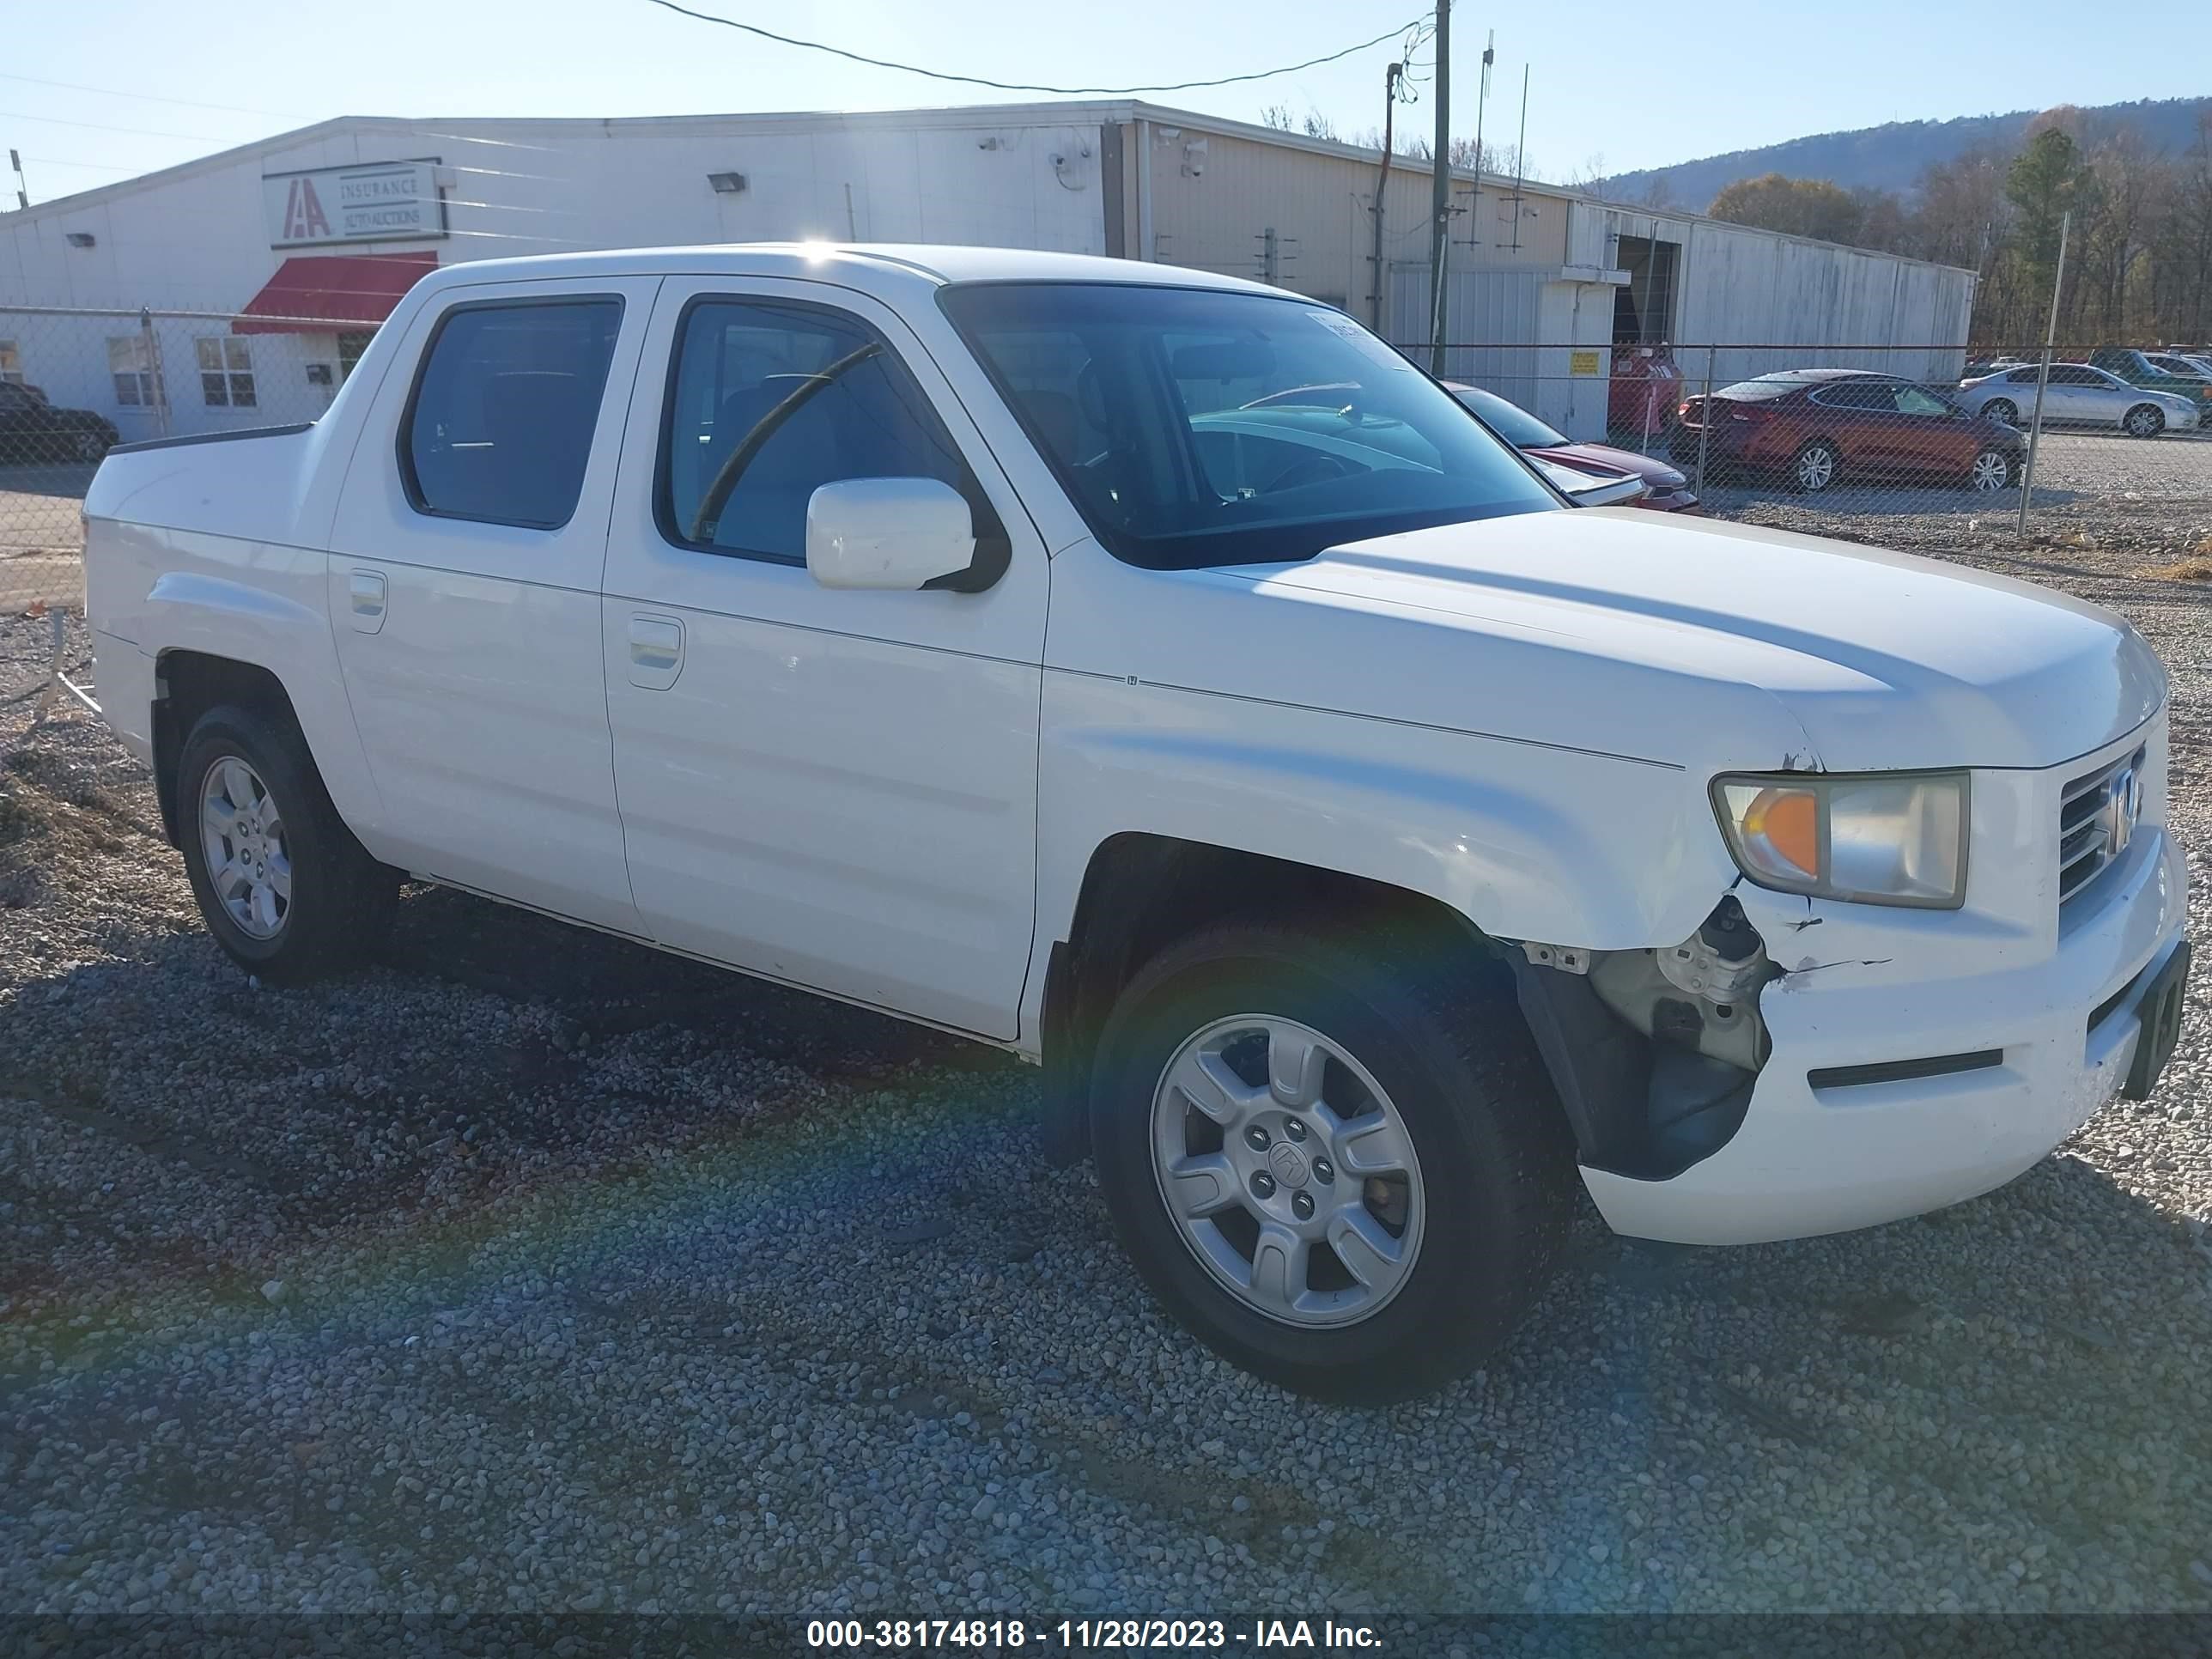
[1581,815,2187,1246]
[1516,719,2191,1247]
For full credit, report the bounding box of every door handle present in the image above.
[347,569,386,635]
[627,614,684,690]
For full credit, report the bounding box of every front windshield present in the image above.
[939,283,1556,569]
[1451,384,1570,448]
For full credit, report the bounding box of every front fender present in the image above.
[1020,672,1741,1048]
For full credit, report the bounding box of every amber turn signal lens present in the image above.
[1743,787,1819,878]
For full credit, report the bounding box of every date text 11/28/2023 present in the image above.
[804,1618,1383,1649]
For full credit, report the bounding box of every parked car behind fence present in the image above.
[0,380,118,466]
[1673,368,2024,494]
[2089,347,2212,418]
[1953,362,2201,439]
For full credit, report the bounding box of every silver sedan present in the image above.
[1952,362,2200,438]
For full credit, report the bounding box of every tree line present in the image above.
[1700,108,2212,348]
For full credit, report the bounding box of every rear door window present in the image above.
[401,298,623,530]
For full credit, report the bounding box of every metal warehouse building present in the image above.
[0,100,1976,441]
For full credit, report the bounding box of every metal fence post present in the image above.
[1692,344,1716,495]
[138,307,169,438]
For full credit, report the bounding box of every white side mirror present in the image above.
[805,477,975,591]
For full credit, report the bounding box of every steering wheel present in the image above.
[1262,453,1361,494]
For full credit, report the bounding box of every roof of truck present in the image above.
[413,242,1280,301]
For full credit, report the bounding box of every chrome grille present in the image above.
[2058,744,2146,905]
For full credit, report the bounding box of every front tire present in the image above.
[177,703,398,984]
[1983,398,2019,427]
[1790,439,1841,493]
[1088,921,1573,1402]
[2124,404,2165,439]
[1967,447,2015,491]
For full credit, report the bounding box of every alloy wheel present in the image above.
[1149,1014,1425,1328]
[198,756,291,939]
[1969,449,2012,491]
[1794,444,1838,491]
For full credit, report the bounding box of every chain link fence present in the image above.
[1395,339,2212,546]
[6,308,2210,632]
[0,305,380,621]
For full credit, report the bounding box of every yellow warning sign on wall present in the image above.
[1568,349,1603,376]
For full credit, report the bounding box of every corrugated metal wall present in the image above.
[1589,208,1976,381]
[1134,122,1565,332]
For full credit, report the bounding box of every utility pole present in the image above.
[1468,32,1492,251]
[1370,60,1402,333]
[1426,0,1449,374]
[2016,208,2069,537]
[8,150,27,211]
[1508,65,1529,251]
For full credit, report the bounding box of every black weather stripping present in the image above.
[1808,1050,2003,1090]
[109,422,313,455]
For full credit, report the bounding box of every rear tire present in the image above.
[2124,404,2165,439]
[1789,439,1841,493]
[1087,920,1574,1402]
[176,702,398,985]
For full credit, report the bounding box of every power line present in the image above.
[14,155,138,173]
[0,72,307,121]
[638,0,1425,95]
[0,108,221,142]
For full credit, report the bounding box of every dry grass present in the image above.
[2142,556,2212,582]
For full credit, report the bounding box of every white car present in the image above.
[1953,362,2200,437]
[2145,351,2212,385]
[81,246,2190,1401]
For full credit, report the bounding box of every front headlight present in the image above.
[1711,771,1969,908]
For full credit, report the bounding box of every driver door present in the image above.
[599,279,1048,1039]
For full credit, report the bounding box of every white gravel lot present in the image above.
[2,512,2209,1630]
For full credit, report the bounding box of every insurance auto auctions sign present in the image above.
[262,159,447,249]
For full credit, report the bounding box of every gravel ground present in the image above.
[2,511,2210,1629]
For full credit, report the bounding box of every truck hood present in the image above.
[1229,509,2164,772]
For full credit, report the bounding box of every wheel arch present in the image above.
[151,650,305,847]
[1037,833,1514,1167]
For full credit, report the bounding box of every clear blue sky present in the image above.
[4,0,2208,205]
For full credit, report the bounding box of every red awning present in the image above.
[233,252,438,335]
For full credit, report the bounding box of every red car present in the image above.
[1447,383,1702,512]
[1672,368,2025,494]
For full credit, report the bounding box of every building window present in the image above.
[196,336,256,408]
[337,330,374,382]
[0,340,21,385]
[107,336,163,407]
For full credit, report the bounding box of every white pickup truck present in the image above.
[82,246,2190,1401]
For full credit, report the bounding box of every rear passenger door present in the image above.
[328,278,659,933]
[599,278,1048,1038]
